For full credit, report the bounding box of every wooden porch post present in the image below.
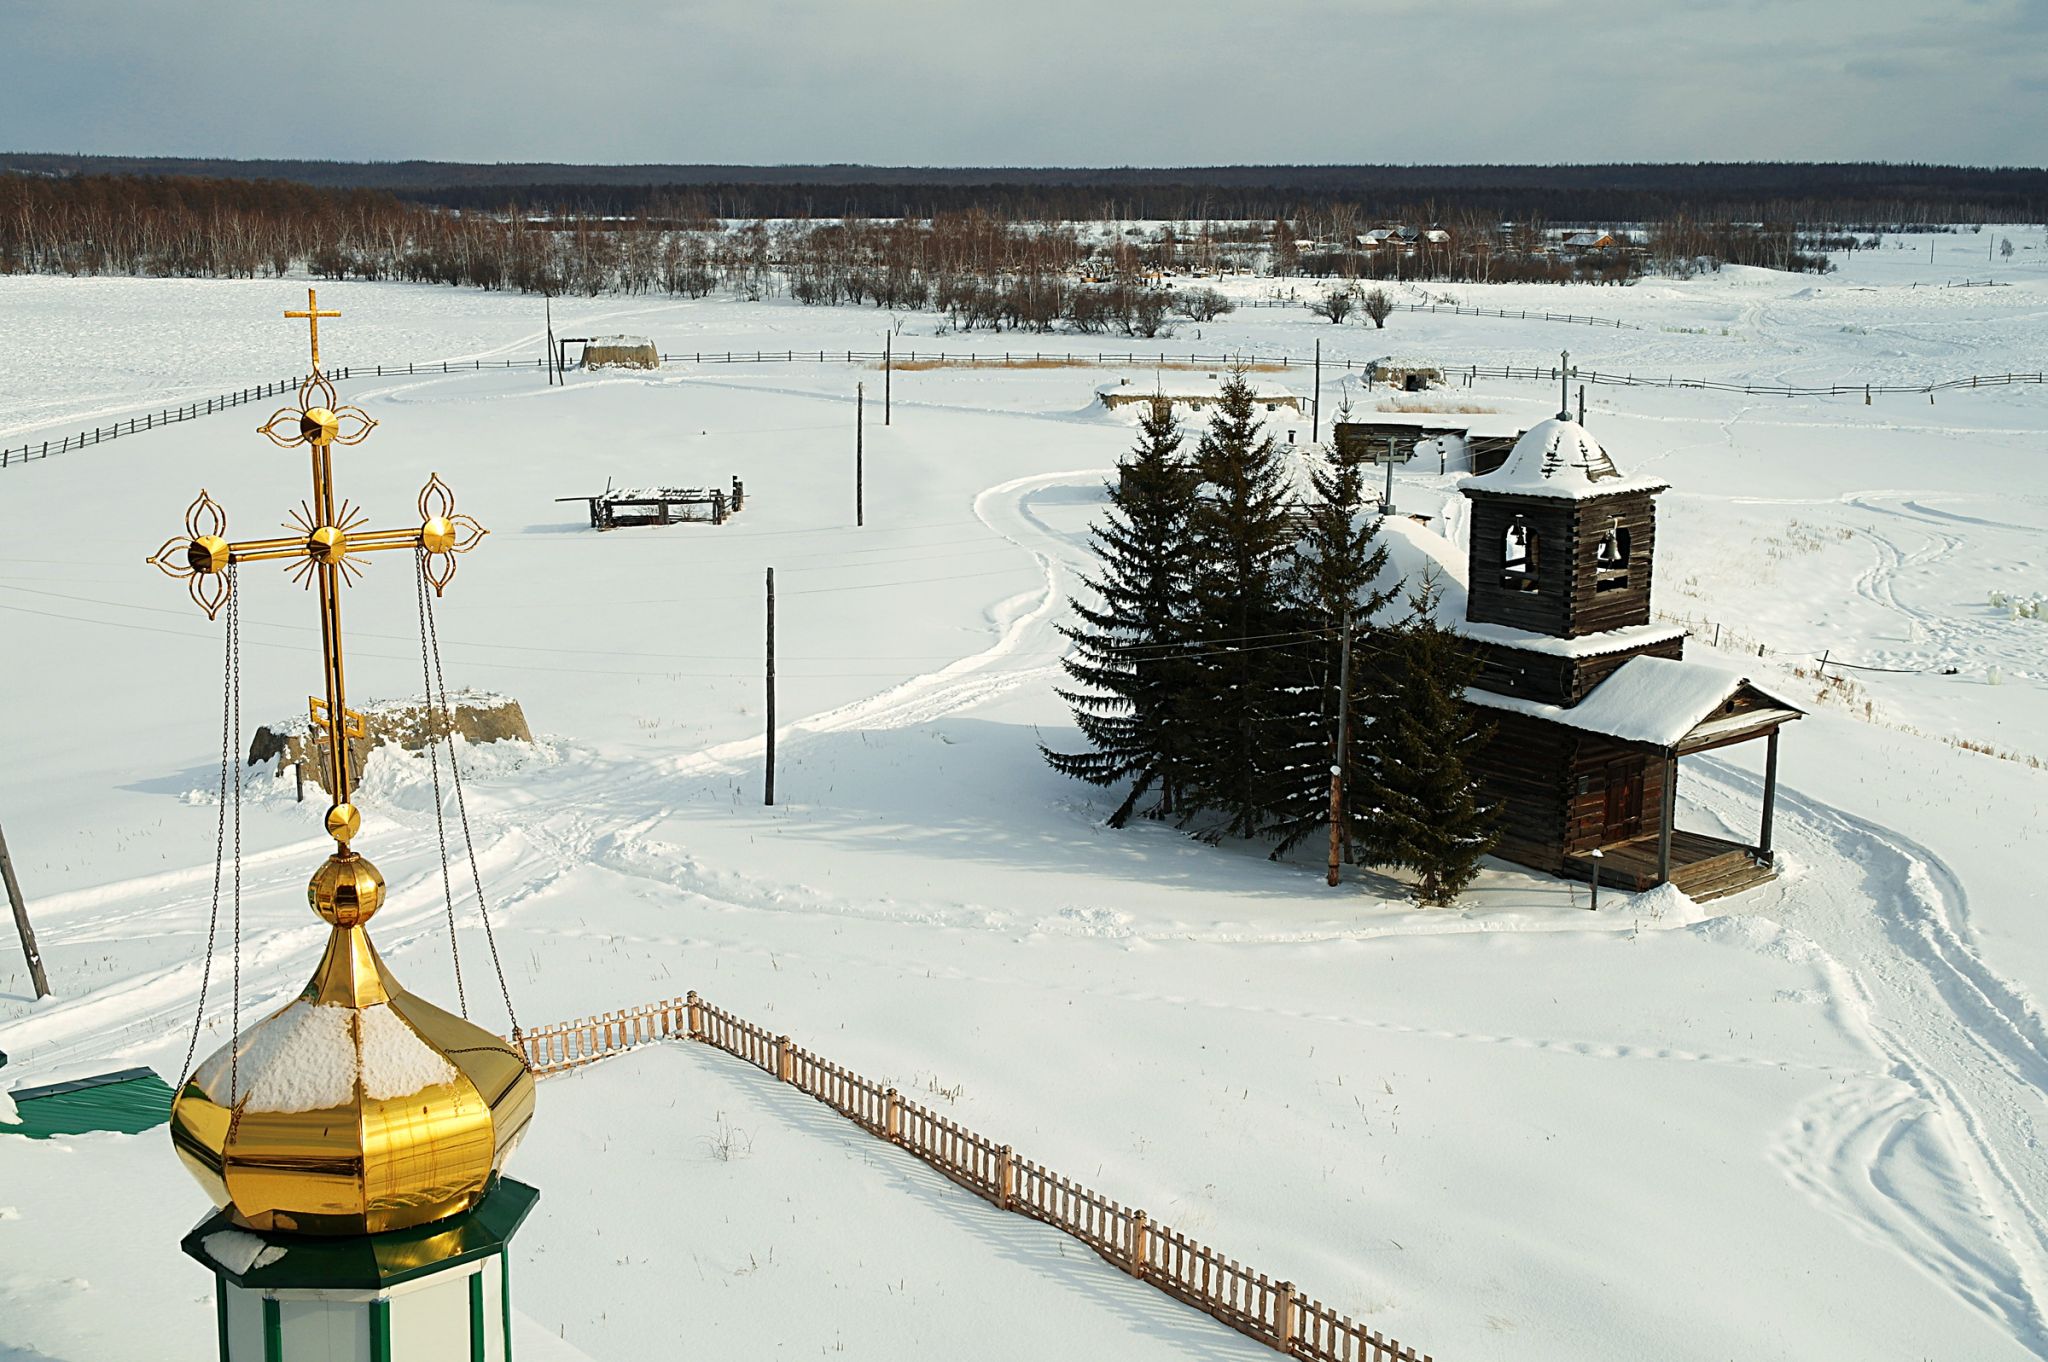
[1655,752,1677,883]
[1759,727,1780,862]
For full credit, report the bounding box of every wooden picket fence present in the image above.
[510,992,1432,1362]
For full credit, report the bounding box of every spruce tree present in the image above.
[1374,570,1501,905]
[1268,445,1397,860]
[1179,368,1304,839]
[1044,397,1198,826]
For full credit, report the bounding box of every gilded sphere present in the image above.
[421,516,456,554]
[307,852,384,926]
[299,406,341,446]
[307,525,349,564]
[185,535,231,574]
[324,801,363,845]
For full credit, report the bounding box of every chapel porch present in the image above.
[1583,828,1775,901]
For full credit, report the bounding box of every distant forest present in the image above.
[5,154,2045,224]
[2,161,2038,322]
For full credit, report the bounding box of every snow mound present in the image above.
[201,1229,285,1274]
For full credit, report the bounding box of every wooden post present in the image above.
[999,1145,1016,1209]
[686,990,703,1040]
[0,816,52,1000]
[1759,727,1780,861]
[1311,337,1321,443]
[1656,752,1678,883]
[885,1087,902,1142]
[777,1034,794,1083]
[1276,1282,1300,1352]
[1327,610,1352,886]
[856,382,865,527]
[1130,1210,1151,1278]
[765,568,776,807]
[294,761,305,803]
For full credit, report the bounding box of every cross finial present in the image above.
[1559,349,1572,420]
[285,287,343,371]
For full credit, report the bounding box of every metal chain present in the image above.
[228,569,242,1105]
[420,566,521,1039]
[415,551,467,1015]
[178,569,235,1084]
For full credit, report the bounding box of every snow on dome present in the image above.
[192,999,459,1114]
[358,1002,461,1100]
[1459,416,1668,501]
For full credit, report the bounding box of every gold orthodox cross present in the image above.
[148,289,486,853]
[286,291,342,372]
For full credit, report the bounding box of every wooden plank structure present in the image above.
[510,991,1433,1362]
[1334,415,1526,475]
[558,476,746,530]
[1455,413,1801,901]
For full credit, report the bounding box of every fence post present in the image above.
[777,1034,794,1083]
[686,989,703,1040]
[999,1146,1016,1210]
[1275,1282,1300,1353]
[885,1087,902,1142]
[1130,1210,1151,1279]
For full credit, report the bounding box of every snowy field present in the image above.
[2,229,2047,1361]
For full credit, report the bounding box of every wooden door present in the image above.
[1603,761,1645,840]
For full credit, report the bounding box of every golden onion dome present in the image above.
[168,850,535,1237]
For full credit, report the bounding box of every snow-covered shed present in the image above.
[1098,377,1302,418]
[581,335,660,370]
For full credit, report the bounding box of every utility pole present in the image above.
[764,568,776,807]
[1327,611,1354,886]
[0,815,51,999]
[544,295,557,386]
[884,332,892,426]
[856,382,866,527]
[1312,337,1322,443]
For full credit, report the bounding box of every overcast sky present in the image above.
[6,0,2045,167]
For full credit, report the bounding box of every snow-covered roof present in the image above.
[1342,411,1526,439]
[1465,656,1802,749]
[1096,377,1299,403]
[1459,416,1668,501]
[1460,617,1688,660]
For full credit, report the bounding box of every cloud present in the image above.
[2,0,2043,165]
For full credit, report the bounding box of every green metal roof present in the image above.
[2,1067,176,1139]
[182,1177,541,1291]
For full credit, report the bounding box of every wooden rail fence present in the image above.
[18,342,2031,471]
[511,992,1432,1362]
